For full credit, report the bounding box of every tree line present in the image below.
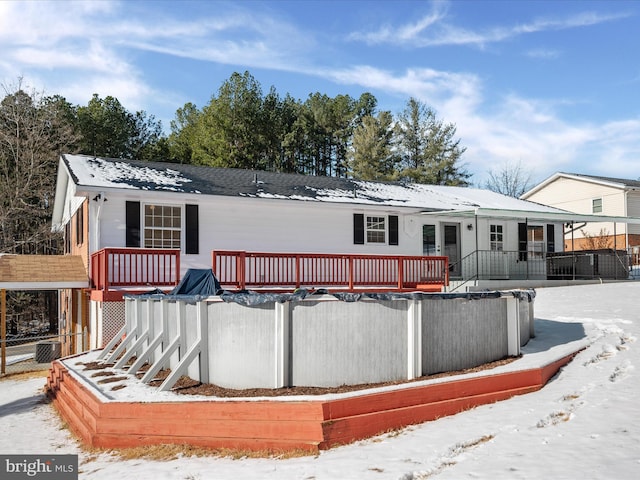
[0,72,473,255]
[167,71,469,184]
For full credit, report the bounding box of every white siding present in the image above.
[90,190,567,279]
[95,192,428,274]
[526,177,627,238]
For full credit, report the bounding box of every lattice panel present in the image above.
[101,301,125,347]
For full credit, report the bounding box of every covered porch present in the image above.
[429,207,640,291]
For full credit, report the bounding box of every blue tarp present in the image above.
[124,269,222,302]
[169,268,222,296]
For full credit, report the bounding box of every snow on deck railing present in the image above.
[90,248,181,290]
[211,250,449,292]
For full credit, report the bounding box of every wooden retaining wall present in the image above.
[46,352,576,453]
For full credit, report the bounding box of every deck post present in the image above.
[238,251,246,290]
[407,298,422,379]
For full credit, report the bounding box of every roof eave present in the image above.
[522,172,629,199]
[421,207,640,224]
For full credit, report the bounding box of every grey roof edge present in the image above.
[523,172,640,199]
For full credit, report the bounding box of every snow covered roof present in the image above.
[59,154,568,214]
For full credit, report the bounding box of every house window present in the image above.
[527,225,544,258]
[490,224,504,251]
[366,216,386,243]
[144,204,181,249]
[592,198,603,213]
[354,214,398,245]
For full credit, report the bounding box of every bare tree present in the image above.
[581,228,613,250]
[0,79,77,254]
[484,160,534,197]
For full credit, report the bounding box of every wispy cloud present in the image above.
[347,0,448,45]
[0,0,311,111]
[349,2,630,48]
[526,48,561,59]
[323,61,640,183]
[324,65,482,116]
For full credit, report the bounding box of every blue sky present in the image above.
[1,0,638,185]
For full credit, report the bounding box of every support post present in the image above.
[274,301,291,388]
[407,298,422,380]
[198,301,209,384]
[159,300,208,391]
[127,299,167,375]
[1,289,6,375]
[506,296,521,356]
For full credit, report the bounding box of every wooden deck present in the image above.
[212,250,449,292]
[89,248,449,297]
[46,352,577,453]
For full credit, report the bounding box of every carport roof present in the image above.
[420,207,640,225]
[0,255,88,290]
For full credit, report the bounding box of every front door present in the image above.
[443,223,461,277]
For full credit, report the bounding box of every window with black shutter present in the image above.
[354,213,398,245]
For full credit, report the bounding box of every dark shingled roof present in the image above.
[60,154,571,214]
[63,154,373,201]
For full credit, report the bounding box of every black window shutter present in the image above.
[546,224,555,253]
[185,204,199,254]
[354,214,364,244]
[518,222,527,261]
[126,201,140,247]
[389,215,399,245]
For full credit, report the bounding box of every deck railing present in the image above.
[212,250,449,292]
[451,249,633,283]
[90,248,181,290]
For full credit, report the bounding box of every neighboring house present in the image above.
[522,173,640,255]
[51,155,632,349]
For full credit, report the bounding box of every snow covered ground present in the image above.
[1,282,639,479]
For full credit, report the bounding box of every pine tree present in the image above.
[395,98,469,185]
[349,111,397,181]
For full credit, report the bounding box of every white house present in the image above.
[51,154,633,351]
[522,172,640,254]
